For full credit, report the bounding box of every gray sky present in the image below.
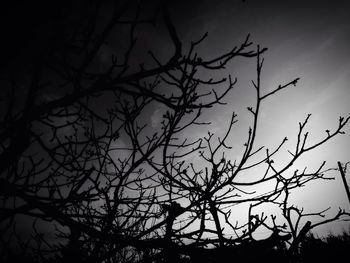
[3,0,349,239]
[157,0,350,235]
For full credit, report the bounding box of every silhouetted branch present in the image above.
[338,161,350,206]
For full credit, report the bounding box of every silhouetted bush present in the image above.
[298,229,350,263]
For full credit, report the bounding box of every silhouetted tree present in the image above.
[1,1,349,263]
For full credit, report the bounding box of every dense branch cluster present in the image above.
[0,1,349,263]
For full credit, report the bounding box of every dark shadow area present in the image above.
[298,230,350,263]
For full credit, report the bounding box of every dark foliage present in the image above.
[298,230,350,263]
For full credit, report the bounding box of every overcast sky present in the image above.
[89,0,350,237]
[2,0,349,238]
[159,0,350,235]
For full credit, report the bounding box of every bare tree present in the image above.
[0,1,349,263]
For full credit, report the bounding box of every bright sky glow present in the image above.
[149,0,350,236]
